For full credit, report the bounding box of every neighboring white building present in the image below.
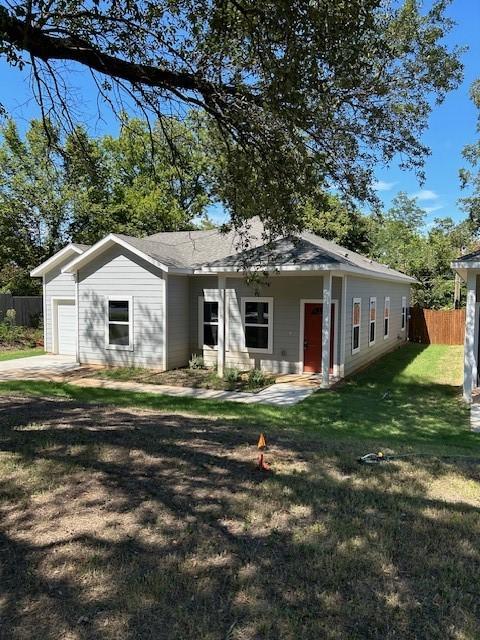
[31,220,414,386]
[452,252,480,402]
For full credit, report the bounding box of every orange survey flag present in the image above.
[257,433,267,449]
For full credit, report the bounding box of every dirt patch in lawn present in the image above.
[82,365,276,392]
[0,395,479,640]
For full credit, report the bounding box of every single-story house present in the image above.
[31,220,414,386]
[452,251,480,402]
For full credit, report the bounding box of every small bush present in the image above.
[189,354,205,370]
[247,368,268,389]
[224,368,240,387]
[4,308,16,326]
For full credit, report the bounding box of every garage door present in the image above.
[56,300,76,355]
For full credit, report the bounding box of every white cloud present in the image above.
[413,189,439,202]
[373,180,396,192]
[422,204,444,214]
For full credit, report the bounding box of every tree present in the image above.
[460,80,480,227]
[66,115,211,243]
[302,194,371,254]
[369,192,477,308]
[369,192,426,276]
[0,119,68,293]
[0,116,213,292]
[0,1,463,234]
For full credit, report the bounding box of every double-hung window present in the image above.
[369,297,376,346]
[241,297,273,353]
[384,296,390,339]
[352,298,361,354]
[106,297,133,350]
[401,296,407,331]
[199,293,220,348]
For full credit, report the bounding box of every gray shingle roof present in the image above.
[453,248,480,262]
[59,218,414,282]
[72,243,91,252]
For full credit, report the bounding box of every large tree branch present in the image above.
[0,6,242,101]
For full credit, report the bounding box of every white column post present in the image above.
[74,272,80,364]
[218,275,226,377]
[339,274,347,378]
[42,274,47,353]
[464,271,477,402]
[322,273,332,388]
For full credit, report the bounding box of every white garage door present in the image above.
[56,301,76,355]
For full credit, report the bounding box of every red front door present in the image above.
[303,303,335,373]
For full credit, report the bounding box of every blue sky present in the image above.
[0,0,478,227]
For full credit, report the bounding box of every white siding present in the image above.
[167,275,190,369]
[78,246,165,368]
[344,276,410,377]
[44,261,76,352]
[191,275,326,374]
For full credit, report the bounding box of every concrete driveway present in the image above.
[0,354,79,381]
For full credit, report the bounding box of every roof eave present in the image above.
[194,262,416,283]
[61,234,192,275]
[30,244,84,277]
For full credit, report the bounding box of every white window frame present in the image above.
[352,297,361,355]
[384,296,390,340]
[198,291,221,350]
[401,296,407,331]
[369,297,376,347]
[241,296,273,354]
[105,296,134,351]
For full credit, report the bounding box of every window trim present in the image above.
[384,296,390,340]
[352,297,361,355]
[369,296,376,347]
[241,296,274,354]
[198,292,221,350]
[401,296,407,331]
[105,295,134,351]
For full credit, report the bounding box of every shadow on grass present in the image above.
[0,394,479,639]
[0,344,474,451]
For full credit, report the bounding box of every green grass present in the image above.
[0,344,474,452]
[0,347,44,361]
[0,343,479,639]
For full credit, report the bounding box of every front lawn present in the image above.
[0,344,473,450]
[0,347,44,362]
[0,350,478,638]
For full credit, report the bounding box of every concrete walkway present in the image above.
[0,354,322,406]
[0,354,79,379]
[470,402,480,432]
[68,376,319,406]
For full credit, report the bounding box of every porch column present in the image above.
[218,275,226,377]
[463,270,477,402]
[322,273,332,388]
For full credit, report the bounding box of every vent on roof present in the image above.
[344,252,349,257]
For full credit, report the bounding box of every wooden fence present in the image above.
[0,294,43,327]
[409,307,465,345]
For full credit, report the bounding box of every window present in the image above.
[203,300,219,347]
[106,297,133,350]
[401,296,407,331]
[384,296,390,339]
[242,297,273,353]
[352,298,361,354]
[369,297,376,346]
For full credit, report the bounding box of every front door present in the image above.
[303,303,335,373]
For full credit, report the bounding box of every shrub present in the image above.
[224,367,240,387]
[247,368,268,389]
[189,354,205,370]
[4,308,16,326]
